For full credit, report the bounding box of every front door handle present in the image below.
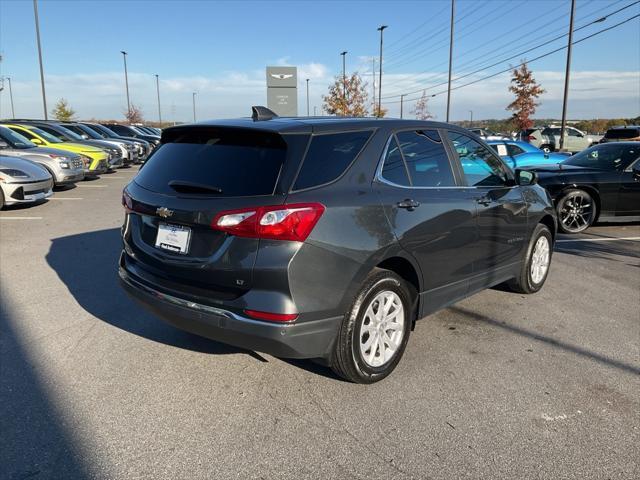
[475,196,492,206]
[397,199,420,211]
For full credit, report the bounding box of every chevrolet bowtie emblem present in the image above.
[156,207,174,218]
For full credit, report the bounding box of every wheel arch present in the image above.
[375,254,422,329]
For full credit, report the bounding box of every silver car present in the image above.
[0,126,84,187]
[0,155,53,208]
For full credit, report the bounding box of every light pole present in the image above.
[372,57,376,114]
[121,51,131,116]
[33,0,48,119]
[340,51,348,115]
[559,0,576,151]
[7,77,15,117]
[306,78,310,116]
[313,106,317,116]
[400,94,407,119]
[469,110,473,127]
[192,92,197,122]
[377,25,387,117]
[155,74,162,125]
[446,0,455,122]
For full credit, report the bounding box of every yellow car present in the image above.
[2,123,109,176]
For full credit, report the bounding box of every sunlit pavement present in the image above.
[1,169,639,479]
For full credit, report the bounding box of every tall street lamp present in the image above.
[7,77,15,117]
[559,0,576,151]
[155,74,162,125]
[446,0,455,122]
[33,0,48,119]
[469,110,473,127]
[340,51,348,115]
[400,94,407,119]
[192,92,197,122]
[306,78,310,116]
[121,51,131,115]
[377,25,387,117]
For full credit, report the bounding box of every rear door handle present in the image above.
[397,199,420,211]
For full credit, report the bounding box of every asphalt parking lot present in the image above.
[1,167,638,480]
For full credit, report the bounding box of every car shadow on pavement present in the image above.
[45,227,338,379]
[448,305,640,376]
[555,238,640,265]
[1,296,91,479]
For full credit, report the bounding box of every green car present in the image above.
[2,123,109,175]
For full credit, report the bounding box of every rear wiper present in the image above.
[168,180,223,194]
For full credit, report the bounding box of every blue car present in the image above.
[487,140,570,168]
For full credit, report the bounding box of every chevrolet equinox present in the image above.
[119,107,556,383]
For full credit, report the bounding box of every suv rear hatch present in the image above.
[123,125,309,301]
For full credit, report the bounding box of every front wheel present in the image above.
[330,269,412,384]
[557,189,596,234]
[540,144,553,153]
[507,223,553,294]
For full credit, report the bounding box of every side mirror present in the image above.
[0,140,8,149]
[633,165,640,182]
[31,138,43,145]
[516,169,538,186]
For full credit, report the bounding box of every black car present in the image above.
[80,123,151,162]
[102,123,160,147]
[531,142,640,234]
[119,108,557,383]
[600,126,640,143]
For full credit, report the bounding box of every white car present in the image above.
[0,155,53,209]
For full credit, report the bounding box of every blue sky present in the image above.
[1,0,638,122]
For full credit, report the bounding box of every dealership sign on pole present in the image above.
[266,66,298,116]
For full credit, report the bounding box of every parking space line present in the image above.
[49,197,83,200]
[76,184,107,188]
[556,236,640,243]
[0,216,43,220]
[101,176,125,179]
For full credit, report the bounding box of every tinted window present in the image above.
[293,131,371,190]
[506,144,526,156]
[568,128,581,137]
[564,144,639,170]
[0,126,36,149]
[449,132,508,187]
[37,125,67,141]
[396,130,455,187]
[605,128,640,139]
[381,137,410,186]
[135,128,287,196]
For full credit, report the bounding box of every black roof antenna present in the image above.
[251,106,278,121]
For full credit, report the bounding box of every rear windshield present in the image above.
[604,128,640,139]
[135,128,287,196]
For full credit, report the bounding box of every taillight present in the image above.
[243,309,298,322]
[122,189,133,212]
[527,135,537,141]
[212,203,325,242]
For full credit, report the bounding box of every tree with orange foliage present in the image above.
[506,61,545,130]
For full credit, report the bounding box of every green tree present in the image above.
[51,98,76,121]
[506,61,545,130]
[323,72,369,117]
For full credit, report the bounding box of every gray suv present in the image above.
[120,109,556,383]
[0,125,84,186]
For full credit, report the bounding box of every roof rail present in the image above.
[251,106,278,121]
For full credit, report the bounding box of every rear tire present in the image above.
[556,189,596,234]
[330,269,412,384]
[507,223,553,294]
[540,144,553,153]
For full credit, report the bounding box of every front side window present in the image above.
[0,127,36,149]
[449,131,508,187]
[293,131,371,190]
[564,144,639,171]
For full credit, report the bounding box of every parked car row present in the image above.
[0,121,161,209]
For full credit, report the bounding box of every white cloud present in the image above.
[1,67,637,122]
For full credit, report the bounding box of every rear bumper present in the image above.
[118,256,341,359]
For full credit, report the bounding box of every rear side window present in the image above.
[135,128,287,196]
[506,144,526,156]
[293,131,371,190]
[396,130,455,187]
[381,137,411,186]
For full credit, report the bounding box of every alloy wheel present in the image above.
[530,236,550,284]
[559,191,594,233]
[359,290,405,368]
